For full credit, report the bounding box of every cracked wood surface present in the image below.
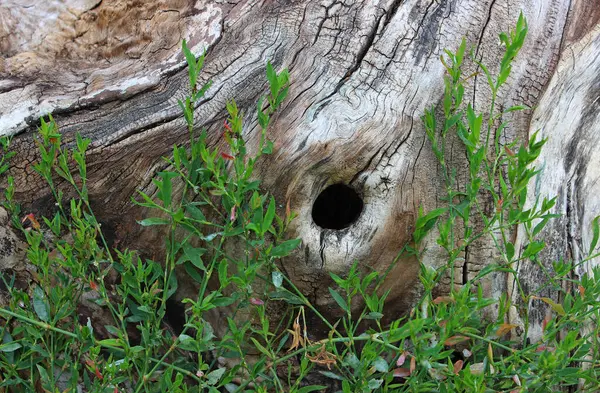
[512,22,600,340]
[1,0,599,338]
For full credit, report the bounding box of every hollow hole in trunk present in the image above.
[312,183,363,230]
[164,298,186,335]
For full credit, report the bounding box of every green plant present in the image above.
[0,41,307,392]
[405,12,600,392]
[1,12,600,393]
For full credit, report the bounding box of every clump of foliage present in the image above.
[1,12,600,393]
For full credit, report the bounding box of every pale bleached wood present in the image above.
[506,22,600,341]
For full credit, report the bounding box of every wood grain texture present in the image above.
[511,22,600,340]
[1,0,598,339]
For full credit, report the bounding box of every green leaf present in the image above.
[532,296,565,316]
[266,62,279,98]
[275,86,289,108]
[224,226,244,238]
[177,334,198,351]
[98,338,123,348]
[388,319,426,341]
[182,40,198,89]
[360,271,379,292]
[130,346,145,353]
[182,243,206,270]
[203,321,215,342]
[157,171,178,208]
[212,296,236,307]
[368,379,383,389]
[257,105,270,129]
[455,38,466,65]
[272,271,283,288]
[415,207,447,230]
[250,191,262,210]
[0,342,22,353]
[589,216,600,255]
[533,217,549,237]
[277,69,289,86]
[181,40,195,69]
[497,65,511,88]
[137,217,170,226]
[206,367,226,385]
[194,80,212,101]
[184,262,205,284]
[271,238,301,258]
[297,386,328,393]
[373,357,389,372]
[250,337,272,359]
[503,105,530,114]
[182,97,193,125]
[329,272,345,287]
[36,365,51,386]
[33,286,49,322]
[318,370,345,381]
[218,259,229,287]
[523,241,545,259]
[135,189,161,209]
[203,232,221,242]
[262,139,274,154]
[186,204,207,222]
[2,332,17,363]
[542,197,557,213]
[167,273,178,299]
[263,196,276,234]
[104,325,120,336]
[365,311,384,320]
[195,52,206,73]
[344,353,361,370]
[414,207,447,243]
[328,287,349,313]
[475,59,495,92]
[269,290,305,305]
[505,242,515,262]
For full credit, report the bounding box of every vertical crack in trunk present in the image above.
[565,177,581,273]
[472,0,498,109]
[311,2,391,117]
[462,245,469,284]
[349,145,384,185]
[380,0,404,34]
[319,230,326,268]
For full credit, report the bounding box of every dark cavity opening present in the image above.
[312,183,363,230]
[164,298,186,335]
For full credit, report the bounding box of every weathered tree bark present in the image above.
[1,0,600,340]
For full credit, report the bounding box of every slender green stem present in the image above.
[461,332,515,354]
[0,308,78,338]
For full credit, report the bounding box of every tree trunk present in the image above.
[1,0,599,340]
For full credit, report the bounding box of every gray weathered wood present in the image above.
[510,22,600,340]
